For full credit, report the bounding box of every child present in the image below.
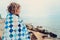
[2,2,30,40]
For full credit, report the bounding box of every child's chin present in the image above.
[15,13,20,15]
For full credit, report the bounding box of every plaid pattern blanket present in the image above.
[2,13,30,40]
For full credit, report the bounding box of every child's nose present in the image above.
[15,10,17,13]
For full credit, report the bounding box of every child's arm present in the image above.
[20,20,30,40]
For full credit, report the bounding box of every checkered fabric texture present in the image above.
[2,13,30,40]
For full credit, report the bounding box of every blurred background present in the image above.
[0,0,60,38]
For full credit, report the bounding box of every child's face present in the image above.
[11,7,20,15]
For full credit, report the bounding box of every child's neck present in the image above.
[10,12,19,17]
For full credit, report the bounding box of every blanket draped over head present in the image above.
[2,13,30,40]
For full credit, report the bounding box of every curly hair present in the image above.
[7,2,20,13]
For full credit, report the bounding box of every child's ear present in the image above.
[7,5,10,12]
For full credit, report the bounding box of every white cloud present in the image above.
[0,0,60,18]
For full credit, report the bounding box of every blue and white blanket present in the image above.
[2,13,30,40]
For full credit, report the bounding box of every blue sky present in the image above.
[0,0,60,37]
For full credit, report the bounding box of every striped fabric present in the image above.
[2,13,30,40]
